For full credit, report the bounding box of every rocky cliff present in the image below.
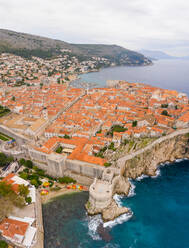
[87,129,189,221]
[118,130,189,179]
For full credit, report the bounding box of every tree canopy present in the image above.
[0,182,25,221]
[0,153,14,167]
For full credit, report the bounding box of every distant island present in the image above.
[140,49,189,61]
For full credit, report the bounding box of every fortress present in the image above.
[86,128,189,221]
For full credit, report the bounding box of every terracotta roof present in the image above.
[0,218,29,239]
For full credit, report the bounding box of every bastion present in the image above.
[87,129,189,222]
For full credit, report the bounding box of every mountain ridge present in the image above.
[0,28,151,65]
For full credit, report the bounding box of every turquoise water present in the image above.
[43,159,189,248]
[43,59,189,247]
[72,59,189,95]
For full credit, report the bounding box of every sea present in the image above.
[43,59,189,248]
[71,59,189,96]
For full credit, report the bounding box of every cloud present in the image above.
[0,0,189,55]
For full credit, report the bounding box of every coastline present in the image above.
[87,128,189,221]
[71,62,153,85]
[42,159,189,247]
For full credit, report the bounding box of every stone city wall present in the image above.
[0,125,30,145]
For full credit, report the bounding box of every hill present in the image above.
[0,29,151,65]
[139,49,176,60]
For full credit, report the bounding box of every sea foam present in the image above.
[87,193,133,240]
[128,180,136,197]
[103,211,133,228]
[87,214,102,240]
[113,194,123,207]
[136,174,148,181]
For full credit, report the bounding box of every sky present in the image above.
[0,0,189,56]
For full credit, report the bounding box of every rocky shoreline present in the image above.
[86,129,189,222]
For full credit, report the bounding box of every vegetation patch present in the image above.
[104,162,112,167]
[107,125,127,137]
[0,153,14,167]
[0,105,10,118]
[63,134,71,139]
[0,134,9,141]
[161,104,168,108]
[138,137,154,149]
[86,201,91,209]
[0,132,13,141]
[122,139,129,146]
[0,182,25,221]
[132,120,138,127]
[55,146,63,154]
[161,110,169,116]
[58,176,76,184]
[0,240,8,248]
[128,140,135,152]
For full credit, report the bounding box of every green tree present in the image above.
[132,121,138,127]
[161,110,169,116]
[56,146,63,153]
[25,160,33,168]
[108,142,115,150]
[64,134,70,139]
[0,182,13,196]
[58,176,76,184]
[104,162,112,167]
[0,153,13,167]
[0,197,13,221]
[12,195,25,208]
[18,184,29,198]
[0,153,8,167]
[19,172,28,180]
[25,196,32,204]
[30,179,40,188]
[0,240,8,248]
[112,125,127,132]
[19,158,26,166]
[0,182,25,220]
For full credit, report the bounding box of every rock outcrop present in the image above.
[86,175,131,221]
[101,199,130,222]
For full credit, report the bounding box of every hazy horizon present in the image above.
[1,0,189,57]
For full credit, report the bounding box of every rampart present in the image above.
[87,128,189,221]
